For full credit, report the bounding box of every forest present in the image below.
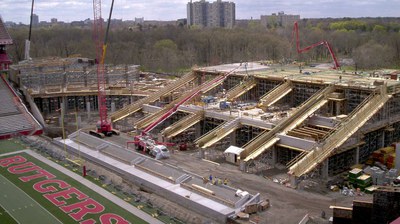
[7,18,400,72]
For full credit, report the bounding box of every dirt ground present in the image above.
[45,115,370,224]
[106,133,371,224]
[170,149,374,224]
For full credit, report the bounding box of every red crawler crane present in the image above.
[90,0,119,138]
[292,21,340,69]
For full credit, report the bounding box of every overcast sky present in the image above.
[1,0,399,24]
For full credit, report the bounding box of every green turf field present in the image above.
[0,174,62,224]
[0,152,148,224]
[0,204,18,224]
[0,139,28,154]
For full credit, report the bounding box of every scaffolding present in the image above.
[328,148,356,176]
[257,79,281,99]
[292,83,323,107]
[162,111,204,138]
[242,85,334,162]
[195,118,241,148]
[289,88,391,177]
[235,125,264,147]
[201,117,224,136]
[277,146,301,165]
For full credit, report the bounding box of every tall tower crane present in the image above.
[90,0,119,138]
[292,21,340,69]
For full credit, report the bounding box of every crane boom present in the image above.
[292,21,340,69]
[91,0,118,137]
[142,65,242,135]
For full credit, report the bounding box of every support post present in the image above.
[86,101,91,119]
[111,101,116,113]
[355,147,360,165]
[321,160,329,179]
[270,147,278,166]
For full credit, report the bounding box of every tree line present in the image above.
[8,18,400,72]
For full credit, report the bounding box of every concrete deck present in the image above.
[57,131,260,222]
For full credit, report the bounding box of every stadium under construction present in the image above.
[7,57,400,180]
[2,15,400,223]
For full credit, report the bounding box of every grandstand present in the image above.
[0,16,42,139]
[0,75,43,139]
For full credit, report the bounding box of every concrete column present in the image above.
[229,131,236,146]
[111,102,116,113]
[239,160,246,172]
[289,173,298,187]
[199,148,205,159]
[77,115,82,129]
[195,123,202,139]
[396,143,400,169]
[61,96,67,113]
[270,147,278,166]
[321,160,329,179]
[336,102,341,115]
[59,100,65,128]
[355,147,360,165]
[86,102,91,118]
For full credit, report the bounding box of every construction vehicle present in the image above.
[292,21,340,69]
[132,135,171,159]
[89,0,119,138]
[128,65,243,157]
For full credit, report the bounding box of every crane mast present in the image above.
[91,0,118,137]
[292,21,340,69]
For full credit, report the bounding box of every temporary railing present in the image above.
[195,118,241,148]
[110,72,196,122]
[289,88,390,177]
[241,85,334,162]
[259,80,292,108]
[226,78,257,102]
[162,111,204,138]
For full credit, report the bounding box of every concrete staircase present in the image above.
[226,78,257,101]
[110,72,196,122]
[136,73,228,130]
[259,80,292,108]
[241,85,334,162]
[289,89,391,177]
[195,118,241,148]
[162,111,204,138]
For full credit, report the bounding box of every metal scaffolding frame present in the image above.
[235,125,263,147]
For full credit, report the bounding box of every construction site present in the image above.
[1,3,400,224]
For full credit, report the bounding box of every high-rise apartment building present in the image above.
[32,14,39,26]
[261,11,300,29]
[187,0,235,28]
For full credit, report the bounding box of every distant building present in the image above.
[32,14,39,26]
[135,17,144,25]
[260,11,300,29]
[177,18,187,27]
[187,0,235,28]
[51,18,58,24]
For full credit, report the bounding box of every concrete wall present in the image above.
[278,134,316,151]
[52,140,233,223]
[21,86,46,127]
